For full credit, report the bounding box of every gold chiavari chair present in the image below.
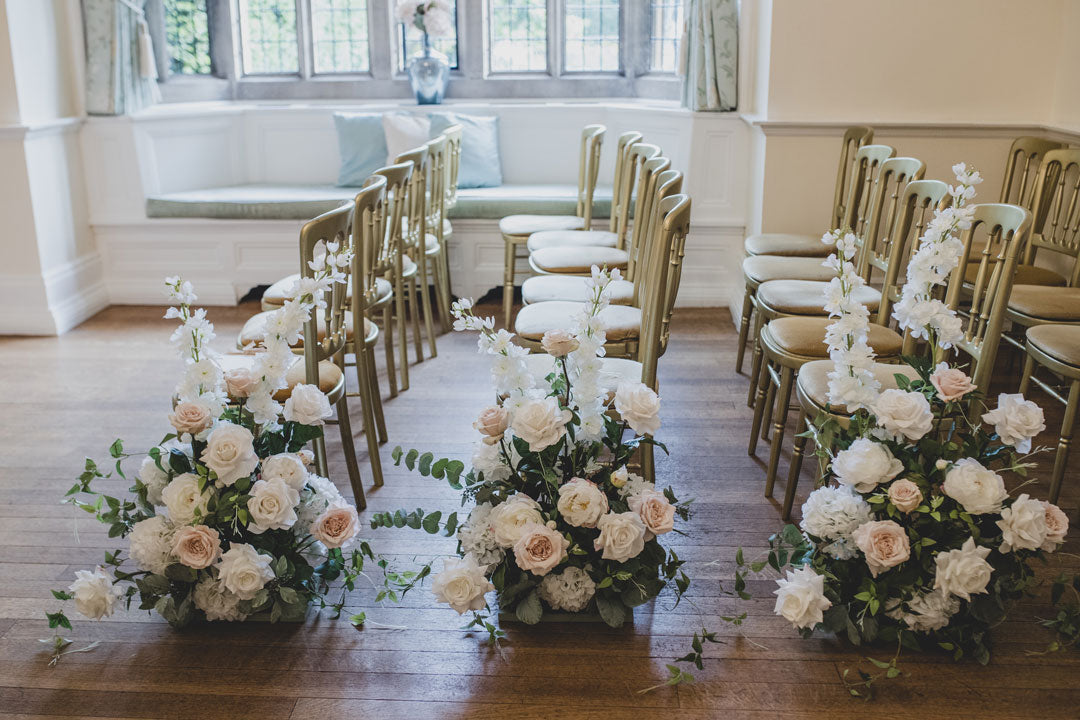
[424,133,454,334]
[368,161,412,397]
[395,144,439,362]
[999,136,1066,207]
[1021,325,1080,503]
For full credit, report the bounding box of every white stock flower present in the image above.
[934,536,993,601]
[457,503,505,566]
[128,515,175,575]
[68,567,124,620]
[139,455,170,506]
[594,512,647,562]
[538,566,597,612]
[192,576,245,622]
[613,382,661,435]
[201,422,259,487]
[432,554,494,614]
[161,473,210,525]
[489,494,544,548]
[831,438,904,493]
[981,393,1046,453]
[246,477,300,534]
[260,453,309,492]
[800,485,872,541]
[773,566,831,629]
[942,458,1007,515]
[556,478,609,528]
[284,384,333,426]
[996,493,1048,552]
[511,397,572,451]
[872,389,933,442]
[216,543,274,600]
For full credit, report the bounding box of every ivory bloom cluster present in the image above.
[820,229,879,410]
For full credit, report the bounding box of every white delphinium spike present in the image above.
[820,230,879,409]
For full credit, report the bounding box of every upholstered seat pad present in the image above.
[798,359,920,412]
[263,274,391,306]
[742,256,834,285]
[524,354,642,391]
[964,262,1065,287]
[1027,324,1080,367]
[500,214,586,236]
[217,353,344,401]
[527,229,619,252]
[529,246,629,274]
[402,254,418,276]
[744,233,832,258]
[240,310,375,348]
[757,280,880,315]
[515,301,641,342]
[521,275,634,305]
[424,233,441,254]
[1007,286,1080,321]
[765,317,903,358]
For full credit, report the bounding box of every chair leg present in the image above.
[335,394,366,510]
[418,256,438,359]
[433,252,451,335]
[407,276,424,364]
[503,237,517,329]
[641,440,655,484]
[782,410,809,521]
[437,248,453,334]
[748,359,770,456]
[746,312,765,408]
[354,339,384,488]
[735,286,754,374]
[1049,379,1080,504]
[761,365,777,442]
[765,366,795,498]
[312,428,329,479]
[382,305,398,399]
[392,275,410,391]
[367,344,388,444]
[1019,352,1035,395]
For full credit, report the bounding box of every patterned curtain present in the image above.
[680,0,737,112]
[83,0,161,115]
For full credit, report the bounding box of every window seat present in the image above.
[145,183,613,221]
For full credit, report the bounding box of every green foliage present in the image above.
[638,664,696,694]
[369,508,459,537]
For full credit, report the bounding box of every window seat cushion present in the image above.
[146,183,613,221]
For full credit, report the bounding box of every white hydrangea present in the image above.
[128,515,175,575]
[139,455,170,506]
[192,576,245,622]
[457,502,504,567]
[821,537,860,560]
[887,588,961,633]
[800,485,873,543]
[471,439,511,483]
[537,565,597,612]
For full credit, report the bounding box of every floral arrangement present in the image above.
[47,261,374,642]
[370,268,692,631]
[395,0,454,39]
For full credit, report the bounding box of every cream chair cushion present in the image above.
[515,301,641,342]
[1007,287,1080,321]
[523,354,642,393]
[742,256,835,286]
[764,317,903,358]
[424,233,441,253]
[963,262,1065,287]
[402,254,418,276]
[217,353,345,402]
[1027,324,1080,367]
[500,214,585,236]
[521,275,634,305]
[744,233,832,258]
[529,246,629,275]
[798,359,920,413]
[757,280,880,315]
[262,274,391,307]
[240,310,375,348]
[527,229,619,252]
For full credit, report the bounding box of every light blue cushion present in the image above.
[334,112,388,187]
[429,111,503,189]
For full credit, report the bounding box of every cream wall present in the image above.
[1051,0,1080,130]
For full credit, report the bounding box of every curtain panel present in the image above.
[83,0,160,115]
[681,0,738,112]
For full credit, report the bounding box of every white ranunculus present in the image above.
[594,511,646,562]
[614,382,661,435]
[538,565,597,612]
[128,515,175,575]
[161,473,210,525]
[260,453,309,492]
[800,484,872,541]
[981,393,1046,453]
[139,455,170,506]
[773,566,831,629]
[246,477,300,534]
[284,384,333,426]
[511,397,572,451]
[831,438,904,493]
[192,576,245,622]
[68,567,124,620]
[934,536,993,601]
[942,458,1007,515]
[556,478,609,528]
[872,389,933,442]
[431,554,494,614]
[996,493,1048,552]
[1041,501,1069,552]
[489,494,544,548]
[201,422,259,487]
[216,543,274,600]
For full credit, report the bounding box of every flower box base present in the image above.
[246,606,316,623]
[498,607,633,625]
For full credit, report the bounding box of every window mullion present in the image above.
[549,0,561,77]
[296,0,312,78]
[368,0,393,80]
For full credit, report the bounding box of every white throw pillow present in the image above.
[383,112,431,164]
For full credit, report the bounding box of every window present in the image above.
[398,0,459,71]
[163,0,211,74]
[238,0,299,74]
[649,0,683,74]
[312,0,370,74]
[489,0,548,73]
[563,0,620,73]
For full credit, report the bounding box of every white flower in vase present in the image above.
[261,453,310,493]
[614,382,661,435]
[192,576,245,622]
[981,393,1046,453]
[800,484,872,541]
[872,389,933,443]
[457,503,504,567]
[773,566,831,629]
[138,455,170,506]
[557,478,609,528]
[489,494,544,548]
[471,439,511,483]
[892,588,961,633]
[511,397,572,451]
[284,384,333,426]
[594,512,647,562]
[201,422,259,487]
[432,554,494,614]
[161,473,211,525]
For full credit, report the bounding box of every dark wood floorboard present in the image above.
[0,301,1077,719]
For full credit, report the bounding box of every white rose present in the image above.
[872,389,933,442]
[284,383,333,426]
[138,455,170,506]
[431,554,494,614]
[261,453,309,492]
[161,473,210,525]
[128,515,175,575]
[489,494,544,548]
[934,536,993,601]
[511,397,572,451]
[610,465,629,488]
[192,576,245,622]
[556,478,609,528]
[942,458,1007,515]
[216,543,274,600]
[68,567,124,620]
[201,422,258,487]
[773,566,831,629]
[246,477,300,534]
[614,382,661,435]
[1041,501,1069,552]
[831,438,904,493]
[996,493,1048,552]
[982,393,1046,453]
[594,512,647,562]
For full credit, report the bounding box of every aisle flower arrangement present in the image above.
[371,268,692,630]
[47,262,373,635]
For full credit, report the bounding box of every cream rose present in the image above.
[200,422,258,487]
[852,520,910,577]
[541,329,579,357]
[216,543,274,600]
[513,522,570,576]
[171,525,222,569]
[283,383,333,426]
[929,362,976,403]
[224,367,258,398]
[489,494,544,547]
[996,493,1048,552]
[432,554,495,613]
[68,567,124,620]
[942,458,1007,515]
[934,536,993,600]
[614,382,661,435]
[594,511,647,562]
[473,405,510,445]
[1041,501,1069,551]
[311,504,360,549]
[610,465,628,489]
[773,566,831,629]
[168,400,213,437]
[556,478,609,528]
[982,393,1046,453]
[261,453,309,492]
[246,477,300,533]
[161,473,210,525]
[887,479,923,513]
[511,397,572,451]
[628,488,676,540]
[872,389,933,442]
[832,437,904,492]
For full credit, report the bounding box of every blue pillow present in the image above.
[429,112,503,189]
[334,112,388,187]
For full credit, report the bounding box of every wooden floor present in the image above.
[1,302,1078,719]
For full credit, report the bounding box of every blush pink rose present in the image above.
[473,406,510,445]
[541,329,579,357]
[224,367,258,398]
[311,505,360,549]
[512,522,569,576]
[628,489,676,540]
[168,401,213,436]
[1041,501,1069,551]
[929,363,976,403]
[887,479,923,513]
[171,525,221,569]
[852,520,910,577]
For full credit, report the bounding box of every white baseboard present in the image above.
[44,253,109,333]
[0,274,57,334]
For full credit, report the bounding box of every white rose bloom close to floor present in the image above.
[773,566,831,629]
[432,555,495,614]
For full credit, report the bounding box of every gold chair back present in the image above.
[638,194,692,388]
[831,126,875,230]
[629,165,680,293]
[395,145,429,256]
[1024,148,1080,285]
[576,124,607,228]
[299,203,355,382]
[615,142,662,252]
[844,144,896,240]
[606,131,644,233]
[371,162,411,281]
[1000,136,1066,206]
[858,156,925,278]
[424,134,449,241]
[352,175,389,312]
[442,124,463,211]
[625,156,674,281]
[878,179,950,326]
